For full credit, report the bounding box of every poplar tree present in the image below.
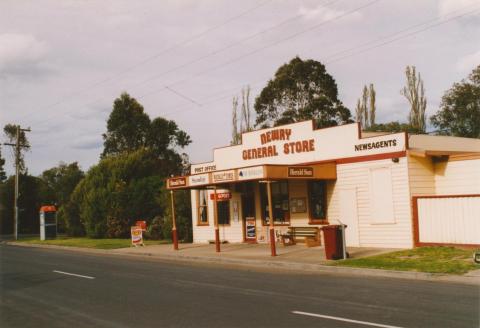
[401,66,427,132]
[355,84,376,129]
[231,86,253,145]
[369,83,376,127]
[231,96,240,145]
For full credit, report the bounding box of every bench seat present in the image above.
[281,227,321,247]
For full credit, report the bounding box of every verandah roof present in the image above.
[166,162,336,190]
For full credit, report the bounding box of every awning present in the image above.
[166,162,336,190]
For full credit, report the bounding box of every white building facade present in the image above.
[167,121,480,249]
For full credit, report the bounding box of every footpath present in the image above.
[6,241,480,286]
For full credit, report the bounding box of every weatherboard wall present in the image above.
[328,157,413,248]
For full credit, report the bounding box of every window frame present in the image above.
[260,180,291,226]
[307,180,329,225]
[196,189,209,226]
[217,200,231,226]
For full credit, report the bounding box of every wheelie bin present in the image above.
[321,225,347,260]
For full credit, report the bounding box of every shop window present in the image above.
[197,190,209,225]
[217,201,230,225]
[308,181,327,224]
[260,181,290,225]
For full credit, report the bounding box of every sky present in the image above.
[1,0,479,176]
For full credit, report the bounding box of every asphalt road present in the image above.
[1,244,478,328]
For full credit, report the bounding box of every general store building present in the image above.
[167,120,480,250]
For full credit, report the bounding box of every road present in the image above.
[0,244,478,328]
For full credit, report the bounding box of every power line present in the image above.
[132,0,381,101]
[26,0,350,129]
[165,86,202,107]
[325,6,480,64]
[14,0,273,123]
[31,1,479,131]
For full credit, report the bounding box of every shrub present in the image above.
[106,217,130,238]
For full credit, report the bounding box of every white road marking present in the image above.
[53,270,95,280]
[292,311,404,328]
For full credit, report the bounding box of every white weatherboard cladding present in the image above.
[418,197,480,245]
[328,158,412,248]
[434,159,480,195]
[191,122,405,174]
[191,189,243,243]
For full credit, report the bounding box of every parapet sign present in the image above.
[191,121,406,174]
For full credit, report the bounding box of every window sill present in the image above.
[261,223,291,226]
[308,221,329,225]
[197,223,210,226]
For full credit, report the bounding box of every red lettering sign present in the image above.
[210,192,232,201]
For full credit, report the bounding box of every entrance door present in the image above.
[242,193,256,242]
[339,188,360,247]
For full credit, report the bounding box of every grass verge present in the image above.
[15,237,170,250]
[330,247,480,274]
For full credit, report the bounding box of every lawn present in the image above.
[16,237,170,250]
[330,247,480,274]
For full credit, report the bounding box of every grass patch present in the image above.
[15,237,170,250]
[330,247,480,274]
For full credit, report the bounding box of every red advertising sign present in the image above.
[131,226,144,246]
[210,192,232,201]
[135,220,147,231]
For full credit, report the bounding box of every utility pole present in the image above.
[4,125,31,241]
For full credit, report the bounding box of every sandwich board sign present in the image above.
[131,226,144,247]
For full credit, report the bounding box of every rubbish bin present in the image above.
[321,225,347,260]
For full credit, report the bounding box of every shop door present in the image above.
[242,193,256,242]
[339,188,360,247]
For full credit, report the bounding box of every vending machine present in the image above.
[40,205,57,240]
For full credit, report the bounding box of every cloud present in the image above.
[456,49,480,73]
[71,136,103,150]
[298,4,362,22]
[438,0,480,17]
[0,33,49,78]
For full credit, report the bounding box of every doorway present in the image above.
[242,191,256,242]
[339,188,360,247]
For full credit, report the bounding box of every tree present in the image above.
[254,56,351,128]
[3,124,30,172]
[0,174,51,235]
[241,85,253,132]
[430,65,480,138]
[355,84,376,129]
[369,84,376,127]
[40,162,84,205]
[364,121,425,134]
[231,86,254,145]
[400,66,427,132]
[69,149,168,238]
[102,93,151,157]
[231,96,240,145]
[0,147,6,183]
[102,92,191,176]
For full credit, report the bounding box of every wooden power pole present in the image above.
[4,125,31,240]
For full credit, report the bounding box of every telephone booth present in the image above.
[40,205,57,240]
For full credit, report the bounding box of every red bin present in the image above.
[321,225,347,260]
